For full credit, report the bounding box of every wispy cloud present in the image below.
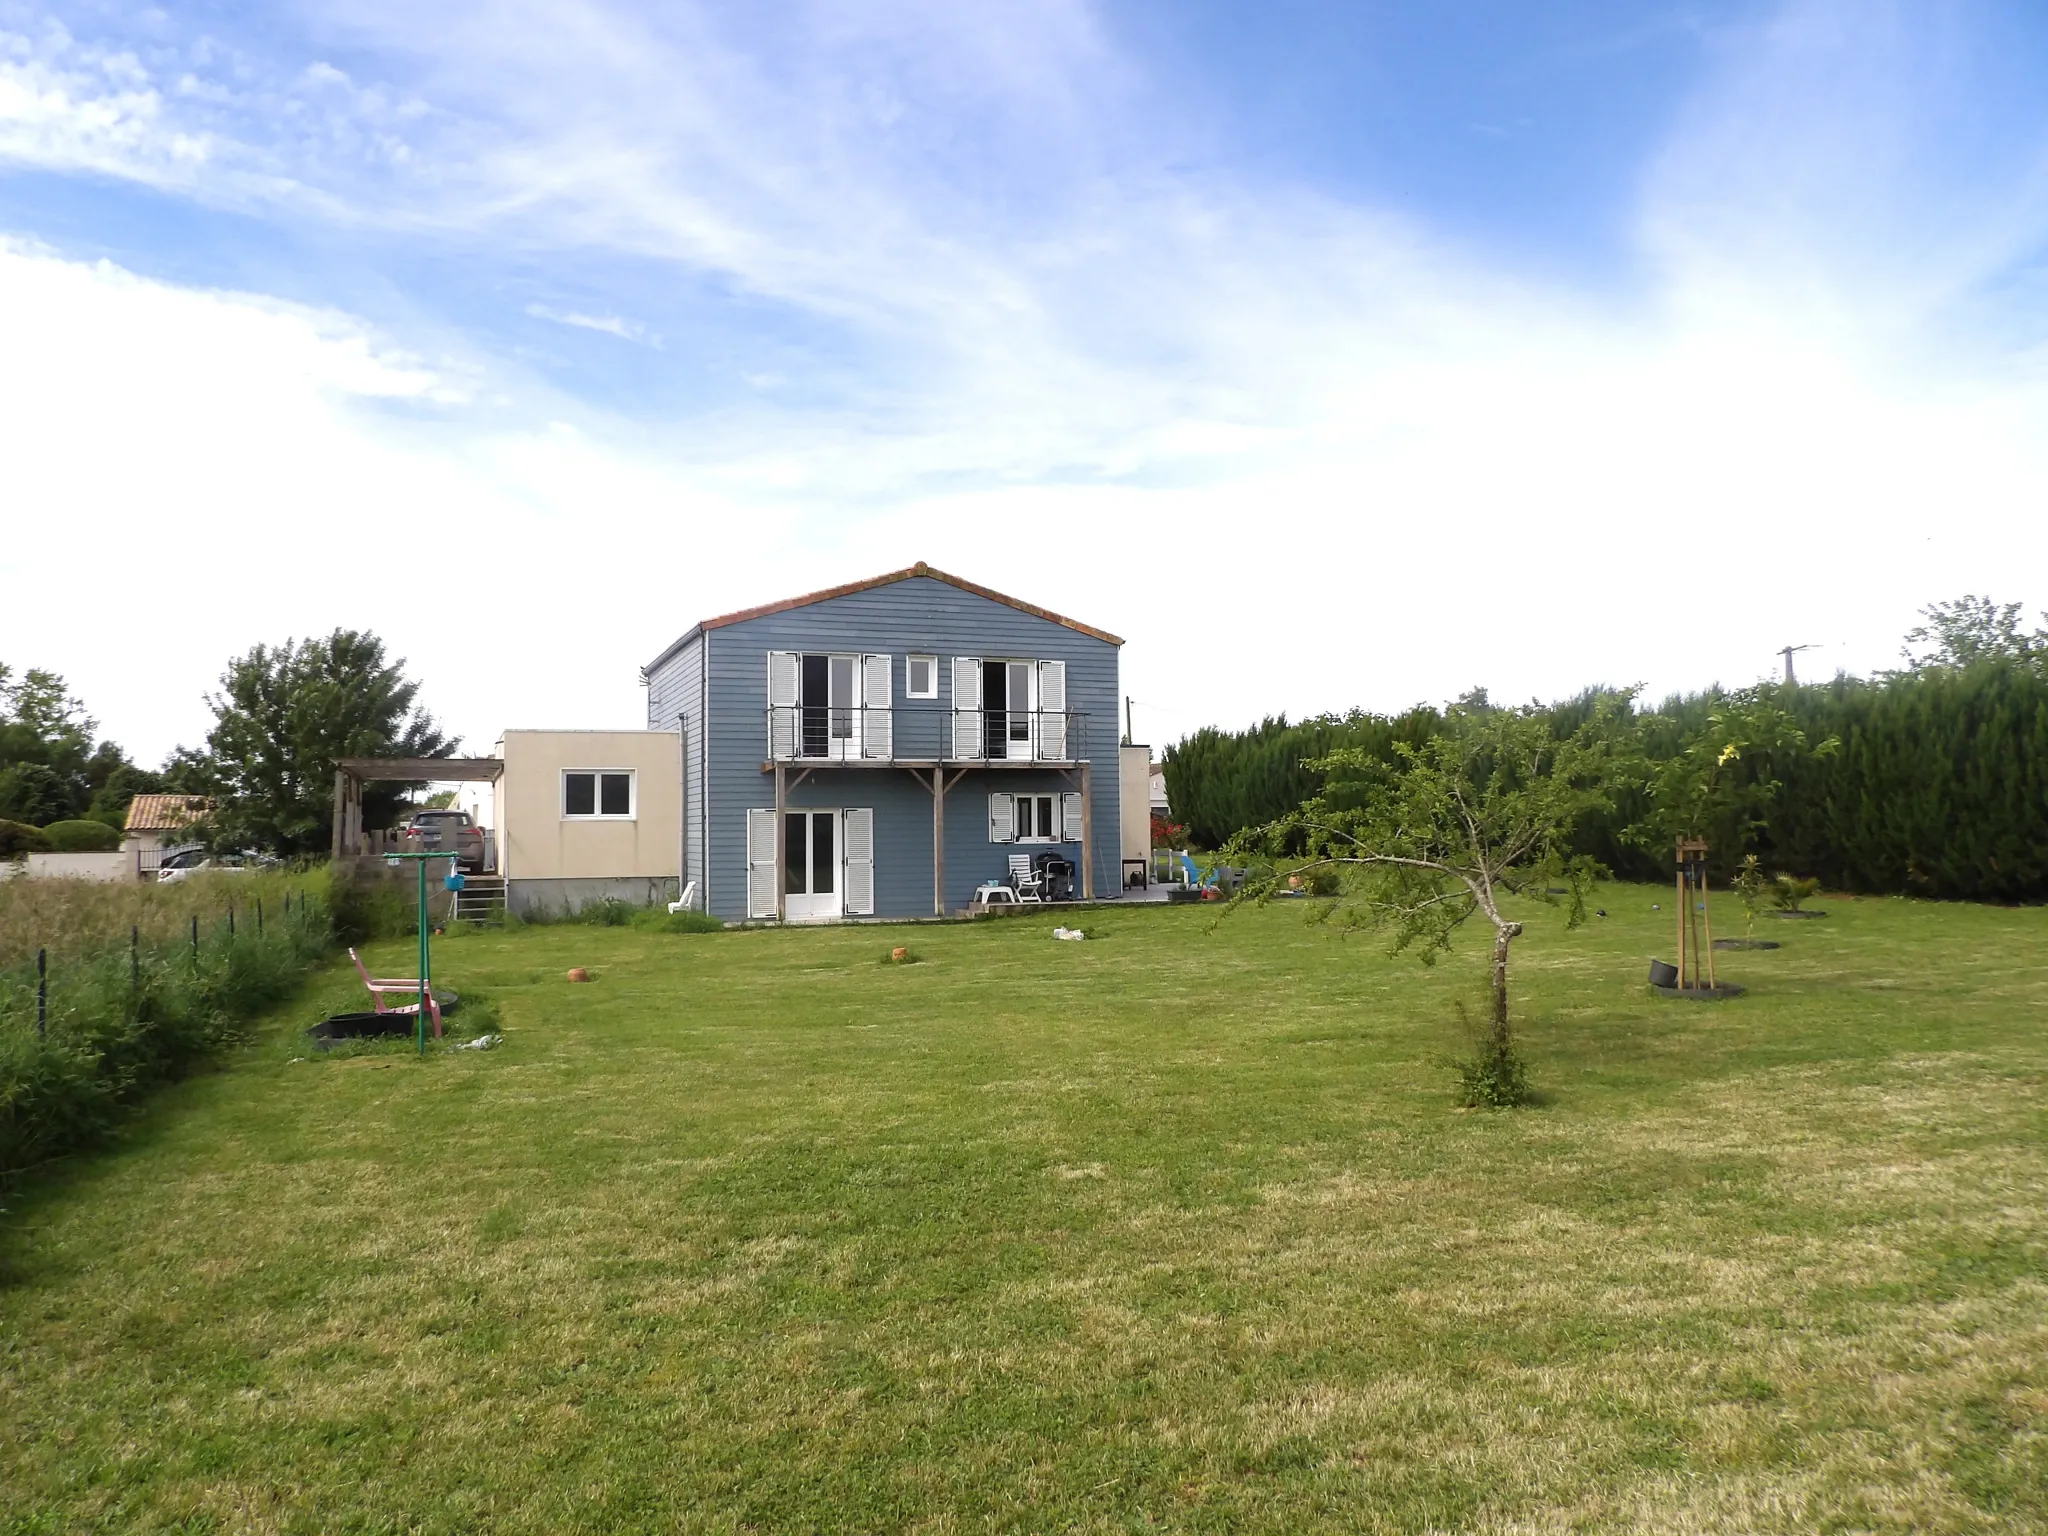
[523,303,658,346]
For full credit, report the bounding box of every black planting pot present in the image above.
[307,1011,416,1044]
[1647,959,1679,989]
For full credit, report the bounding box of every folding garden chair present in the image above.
[348,947,444,1039]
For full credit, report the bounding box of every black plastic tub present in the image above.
[1648,959,1679,988]
[307,1012,418,1046]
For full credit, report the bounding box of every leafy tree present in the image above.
[0,762,74,825]
[0,663,155,827]
[1631,687,1835,875]
[1226,698,1631,1107]
[1900,595,2044,670]
[187,631,456,855]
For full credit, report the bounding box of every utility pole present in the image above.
[1776,644,1816,683]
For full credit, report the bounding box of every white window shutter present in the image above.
[842,807,875,914]
[988,792,1013,844]
[767,652,798,761]
[1036,660,1067,760]
[952,657,983,759]
[862,655,892,759]
[746,808,777,918]
[1062,791,1084,842]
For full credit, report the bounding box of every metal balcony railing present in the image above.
[765,705,1089,765]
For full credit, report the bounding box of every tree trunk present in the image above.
[1489,920,1523,1053]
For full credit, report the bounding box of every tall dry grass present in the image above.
[0,869,316,969]
[0,869,334,1177]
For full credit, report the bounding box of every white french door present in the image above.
[783,809,843,921]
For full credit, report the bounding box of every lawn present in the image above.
[1,888,2044,1534]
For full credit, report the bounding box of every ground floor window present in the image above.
[563,770,634,819]
[988,791,1081,844]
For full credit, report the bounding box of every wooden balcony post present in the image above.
[774,761,787,923]
[1080,761,1093,900]
[932,766,946,917]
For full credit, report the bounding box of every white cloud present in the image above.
[3,0,2048,763]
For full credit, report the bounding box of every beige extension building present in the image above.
[492,730,684,917]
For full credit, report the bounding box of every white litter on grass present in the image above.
[1053,927,1086,942]
[454,1033,503,1051]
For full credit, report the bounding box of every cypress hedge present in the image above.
[1164,663,2048,902]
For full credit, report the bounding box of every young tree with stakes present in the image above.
[1226,697,1630,1106]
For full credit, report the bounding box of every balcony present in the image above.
[765,705,1090,766]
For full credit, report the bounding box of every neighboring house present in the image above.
[643,563,1121,922]
[122,794,209,879]
[491,730,683,918]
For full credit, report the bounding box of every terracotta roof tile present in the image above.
[693,562,1122,646]
[124,794,210,832]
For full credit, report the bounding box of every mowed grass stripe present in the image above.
[1,887,2044,1533]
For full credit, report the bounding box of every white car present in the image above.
[157,848,272,883]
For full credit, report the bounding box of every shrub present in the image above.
[1772,875,1821,912]
[631,907,724,934]
[39,819,121,853]
[0,872,332,1176]
[0,820,50,858]
[580,898,636,927]
[324,866,420,944]
[1450,1002,1532,1109]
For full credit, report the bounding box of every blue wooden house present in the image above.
[643,564,1122,921]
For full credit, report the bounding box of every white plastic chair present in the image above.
[1008,853,1047,903]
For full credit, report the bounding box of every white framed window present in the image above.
[906,655,938,699]
[988,791,1083,844]
[563,769,635,820]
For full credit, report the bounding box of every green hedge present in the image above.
[38,819,121,852]
[0,820,49,858]
[1167,665,2048,901]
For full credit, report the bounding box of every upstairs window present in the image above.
[564,770,635,819]
[906,655,937,699]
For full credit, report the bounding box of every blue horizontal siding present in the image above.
[649,575,1120,920]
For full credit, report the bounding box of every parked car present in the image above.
[402,809,488,871]
[158,849,277,882]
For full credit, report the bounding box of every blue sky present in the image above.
[3,0,2047,762]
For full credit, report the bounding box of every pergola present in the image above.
[331,757,504,859]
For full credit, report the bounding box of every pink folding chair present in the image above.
[348,947,443,1039]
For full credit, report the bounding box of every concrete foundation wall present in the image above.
[508,875,682,919]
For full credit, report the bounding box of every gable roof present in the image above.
[646,562,1121,672]
[124,794,210,832]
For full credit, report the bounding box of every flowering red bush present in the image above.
[1150,813,1187,849]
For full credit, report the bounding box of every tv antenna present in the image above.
[1775,643,1817,683]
